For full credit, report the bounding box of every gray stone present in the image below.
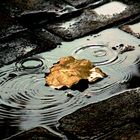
[5,126,64,140]
[0,0,76,28]
[103,123,140,140]
[0,11,26,39]
[31,28,62,45]
[65,0,105,8]
[65,0,139,8]
[59,88,140,140]
[0,31,57,67]
[45,1,140,40]
[0,0,75,20]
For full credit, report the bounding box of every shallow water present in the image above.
[0,28,140,139]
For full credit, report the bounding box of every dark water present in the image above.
[0,28,140,139]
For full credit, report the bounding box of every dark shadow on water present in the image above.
[128,75,140,89]
[127,64,140,89]
[0,105,20,139]
[71,79,89,92]
[45,79,89,92]
[0,120,19,140]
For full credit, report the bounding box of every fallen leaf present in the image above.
[45,56,107,89]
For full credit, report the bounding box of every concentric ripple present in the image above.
[1,28,140,139]
[20,57,44,69]
[0,47,140,138]
[72,44,118,65]
[0,63,86,138]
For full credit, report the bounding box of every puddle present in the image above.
[0,28,140,139]
[129,23,140,33]
[94,1,127,16]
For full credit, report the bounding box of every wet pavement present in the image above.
[0,0,140,139]
[59,88,140,140]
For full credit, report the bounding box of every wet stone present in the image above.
[0,31,56,67]
[31,28,62,45]
[46,1,140,40]
[120,22,140,39]
[121,0,139,5]
[0,33,37,66]
[1,0,76,26]
[5,126,63,140]
[59,88,140,139]
[103,123,140,140]
[64,0,105,8]
[0,11,26,40]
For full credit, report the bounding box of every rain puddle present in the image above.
[94,1,127,16]
[129,22,140,33]
[0,28,140,139]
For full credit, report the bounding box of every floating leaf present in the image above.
[45,56,107,89]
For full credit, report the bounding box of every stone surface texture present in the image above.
[46,2,140,40]
[59,88,140,140]
[5,127,64,140]
[1,0,140,64]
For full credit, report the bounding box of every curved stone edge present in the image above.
[5,126,64,140]
[59,88,140,140]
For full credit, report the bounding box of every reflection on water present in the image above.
[0,28,140,139]
[94,1,127,16]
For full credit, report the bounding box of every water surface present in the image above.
[0,28,140,139]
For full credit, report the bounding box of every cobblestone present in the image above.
[1,0,140,65]
[46,1,140,40]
